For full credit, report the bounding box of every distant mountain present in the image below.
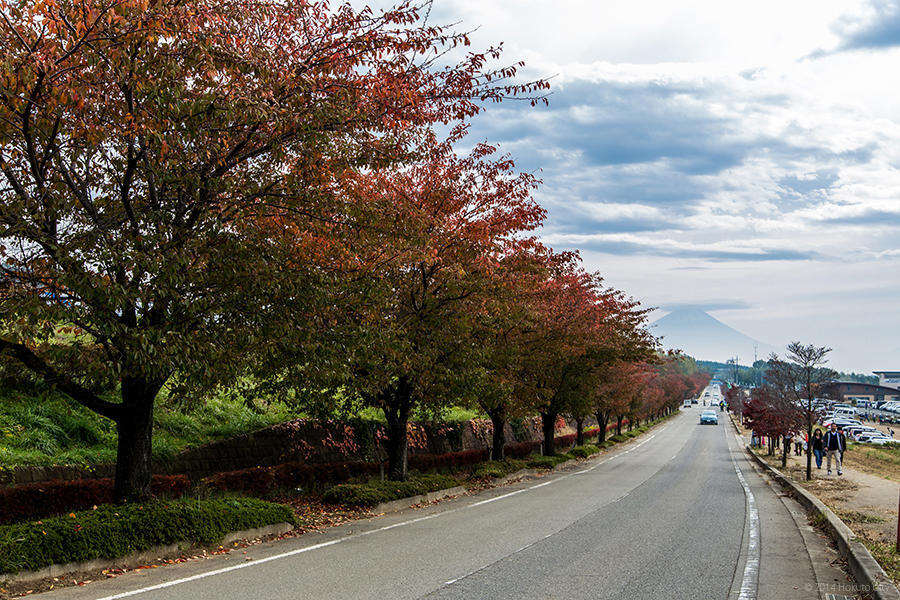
[650,308,778,364]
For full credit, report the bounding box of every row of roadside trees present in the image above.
[730,342,836,479]
[0,0,703,502]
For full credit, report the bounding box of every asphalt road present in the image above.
[37,391,844,600]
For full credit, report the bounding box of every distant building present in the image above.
[874,371,900,391]
[825,380,900,405]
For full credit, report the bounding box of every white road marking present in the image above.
[96,426,670,600]
[731,449,760,600]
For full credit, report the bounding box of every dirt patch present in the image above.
[844,444,900,482]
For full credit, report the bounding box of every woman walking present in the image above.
[812,429,824,469]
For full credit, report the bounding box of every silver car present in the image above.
[700,410,718,425]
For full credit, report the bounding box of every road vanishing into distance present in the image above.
[38,386,850,600]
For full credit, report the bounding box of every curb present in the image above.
[3,522,295,585]
[744,446,900,600]
[372,485,468,514]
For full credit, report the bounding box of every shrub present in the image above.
[471,458,527,479]
[322,473,458,507]
[205,461,382,496]
[0,475,191,525]
[526,454,571,469]
[609,434,628,443]
[570,445,600,459]
[553,433,576,447]
[0,497,296,574]
[409,449,487,473]
[504,440,542,459]
[206,451,491,497]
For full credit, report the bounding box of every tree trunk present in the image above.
[616,415,624,436]
[575,417,584,446]
[383,377,413,481]
[805,408,813,481]
[594,411,609,443]
[114,376,164,503]
[540,411,557,456]
[487,405,507,461]
[781,435,789,468]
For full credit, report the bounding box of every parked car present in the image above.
[866,437,896,446]
[700,410,718,425]
[847,427,878,439]
[857,433,892,443]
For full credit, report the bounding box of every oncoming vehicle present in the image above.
[700,410,718,425]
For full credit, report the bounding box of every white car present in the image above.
[866,437,896,446]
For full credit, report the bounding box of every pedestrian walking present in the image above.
[811,429,824,469]
[794,436,802,456]
[823,423,846,475]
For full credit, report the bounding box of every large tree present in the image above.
[0,0,545,499]
[279,134,545,480]
[507,257,655,455]
[767,342,836,479]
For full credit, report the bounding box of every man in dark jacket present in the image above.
[823,423,846,475]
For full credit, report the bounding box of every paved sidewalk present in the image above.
[727,416,856,598]
[778,445,899,546]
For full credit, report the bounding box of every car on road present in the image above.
[683,399,692,408]
[700,410,718,425]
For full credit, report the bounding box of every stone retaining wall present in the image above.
[1,415,587,487]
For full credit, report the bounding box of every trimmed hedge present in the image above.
[205,451,491,497]
[204,461,382,496]
[409,449,488,472]
[0,475,191,525]
[471,458,527,479]
[526,453,574,470]
[0,497,296,575]
[322,474,458,507]
[504,440,542,459]
[570,444,600,459]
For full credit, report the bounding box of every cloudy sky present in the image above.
[372,0,900,373]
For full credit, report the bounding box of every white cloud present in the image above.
[356,0,900,372]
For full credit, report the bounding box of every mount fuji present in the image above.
[649,308,780,364]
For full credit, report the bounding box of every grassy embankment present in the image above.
[0,387,483,468]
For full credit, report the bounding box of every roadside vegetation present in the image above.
[0,498,296,575]
[0,408,673,589]
[0,387,296,467]
[842,442,900,482]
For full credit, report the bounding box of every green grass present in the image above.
[471,458,527,479]
[860,539,900,585]
[0,388,296,468]
[570,444,600,458]
[322,473,459,507]
[526,453,574,469]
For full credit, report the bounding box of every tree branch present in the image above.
[0,338,121,420]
